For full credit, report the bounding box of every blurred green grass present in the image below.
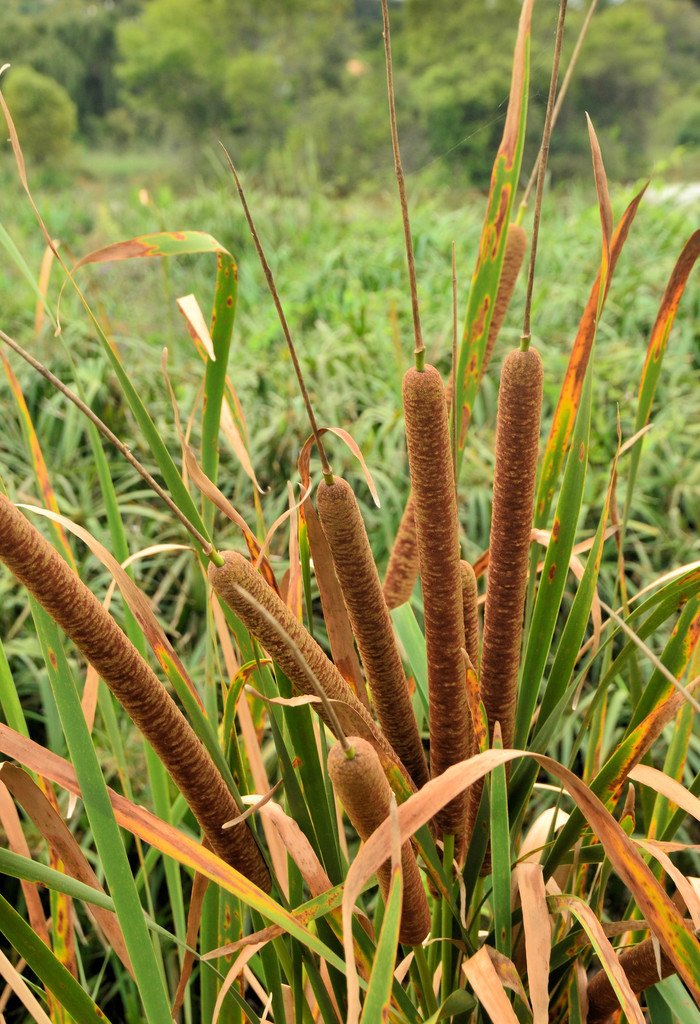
[0,152,697,624]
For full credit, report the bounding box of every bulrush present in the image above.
[208,550,412,788]
[316,477,428,789]
[327,737,430,946]
[403,363,470,836]
[0,494,271,892]
[460,559,480,676]
[383,228,526,614]
[480,347,543,749]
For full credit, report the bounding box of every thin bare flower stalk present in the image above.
[316,477,428,789]
[0,494,271,891]
[327,737,430,946]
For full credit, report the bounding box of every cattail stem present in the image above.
[480,348,543,749]
[0,495,270,891]
[327,737,430,946]
[586,929,700,1024]
[208,551,412,788]
[316,477,428,789]
[403,364,470,835]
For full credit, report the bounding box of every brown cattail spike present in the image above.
[383,495,419,610]
[480,347,543,749]
[208,551,412,790]
[460,560,480,677]
[0,495,270,892]
[327,737,430,946]
[316,477,428,789]
[482,223,528,376]
[403,364,471,836]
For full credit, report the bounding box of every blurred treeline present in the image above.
[2,0,700,189]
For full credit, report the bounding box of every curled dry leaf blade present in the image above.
[515,862,550,1024]
[341,746,700,1019]
[0,722,346,974]
[461,946,520,1024]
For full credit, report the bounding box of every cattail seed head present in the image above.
[209,551,412,789]
[0,495,271,892]
[403,364,471,835]
[382,495,419,611]
[482,223,528,375]
[317,478,428,789]
[480,347,543,749]
[327,737,430,946]
[460,559,480,677]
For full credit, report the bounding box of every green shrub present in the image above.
[3,65,77,163]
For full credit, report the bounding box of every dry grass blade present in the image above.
[462,946,520,1024]
[0,949,52,1024]
[515,862,550,1024]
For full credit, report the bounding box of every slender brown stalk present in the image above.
[208,551,412,788]
[327,737,430,946]
[522,0,568,345]
[460,560,480,676]
[221,147,332,478]
[0,494,270,891]
[586,929,700,1023]
[316,477,428,789]
[403,364,470,836]
[480,348,543,748]
[383,496,419,610]
[521,0,599,211]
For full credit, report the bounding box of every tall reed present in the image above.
[0,494,271,891]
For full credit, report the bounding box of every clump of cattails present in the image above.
[0,494,271,892]
[316,476,429,789]
[479,347,544,748]
[327,736,430,946]
[403,363,471,837]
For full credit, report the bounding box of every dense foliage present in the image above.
[2,0,700,184]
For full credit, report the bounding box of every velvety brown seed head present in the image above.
[482,223,528,375]
[317,478,428,789]
[403,364,471,835]
[209,551,413,790]
[327,737,430,946]
[382,495,419,610]
[480,347,543,749]
[460,560,480,678]
[0,495,270,892]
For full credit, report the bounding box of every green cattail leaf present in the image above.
[29,602,173,1024]
[515,361,592,748]
[647,975,700,1024]
[489,725,511,960]
[390,603,430,726]
[359,866,403,1023]
[0,892,112,1024]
